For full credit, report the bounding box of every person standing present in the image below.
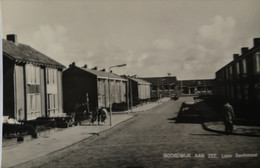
[97,108,102,125]
[91,108,98,125]
[101,107,108,124]
[223,102,235,135]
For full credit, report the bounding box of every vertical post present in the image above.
[23,65,27,121]
[108,64,126,126]
[127,77,129,111]
[86,93,90,115]
[130,79,133,112]
[180,80,183,96]
[157,83,159,100]
[108,73,112,126]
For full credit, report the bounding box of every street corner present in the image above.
[202,121,260,137]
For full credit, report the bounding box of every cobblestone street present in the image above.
[19,97,260,168]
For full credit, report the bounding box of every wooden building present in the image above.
[215,38,260,119]
[127,77,151,106]
[3,34,65,121]
[63,63,127,113]
[141,76,177,99]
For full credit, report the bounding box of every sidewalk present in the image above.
[2,98,170,168]
[119,97,170,113]
[199,101,260,137]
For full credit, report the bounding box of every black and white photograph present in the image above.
[1,0,260,167]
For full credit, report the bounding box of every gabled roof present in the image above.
[141,76,177,85]
[130,78,151,85]
[216,38,260,73]
[78,67,127,81]
[2,39,65,69]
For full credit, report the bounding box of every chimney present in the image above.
[92,67,97,70]
[7,34,18,44]
[69,62,75,67]
[241,47,248,55]
[254,38,260,47]
[82,64,87,68]
[233,54,239,60]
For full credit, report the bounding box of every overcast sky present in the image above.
[1,0,260,80]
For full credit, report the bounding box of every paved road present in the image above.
[23,97,260,168]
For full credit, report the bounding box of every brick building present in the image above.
[141,76,177,99]
[215,38,260,119]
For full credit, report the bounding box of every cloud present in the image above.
[174,15,239,79]
[196,15,236,49]
[23,24,70,66]
[152,39,175,50]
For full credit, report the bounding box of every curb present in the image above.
[201,122,260,137]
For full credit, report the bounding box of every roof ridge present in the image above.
[2,39,65,69]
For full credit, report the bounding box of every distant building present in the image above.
[141,76,177,99]
[63,63,127,113]
[177,79,215,95]
[3,34,65,121]
[215,38,260,119]
[125,76,151,106]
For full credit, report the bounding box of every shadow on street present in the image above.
[168,102,201,124]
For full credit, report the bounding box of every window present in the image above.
[229,66,233,75]
[27,94,41,120]
[26,64,40,84]
[46,68,57,85]
[121,82,126,102]
[256,52,260,72]
[242,59,247,74]
[236,62,240,75]
[226,68,229,79]
[47,94,58,116]
[222,71,225,80]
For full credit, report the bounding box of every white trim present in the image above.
[97,76,127,81]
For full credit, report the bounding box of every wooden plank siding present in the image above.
[63,64,127,113]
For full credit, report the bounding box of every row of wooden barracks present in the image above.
[5,34,258,121]
[2,34,154,121]
[214,38,260,119]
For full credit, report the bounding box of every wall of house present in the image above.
[97,78,107,108]
[131,81,139,105]
[214,47,260,119]
[121,81,127,102]
[14,64,25,120]
[63,67,98,113]
[25,64,41,120]
[138,84,151,100]
[3,56,15,118]
[40,67,46,117]
[57,70,63,114]
[97,78,127,108]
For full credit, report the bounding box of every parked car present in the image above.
[171,94,179,100]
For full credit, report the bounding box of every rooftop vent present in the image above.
[241,47,249,55]
[254,38,260,47]
[233,54,239,60]
[7,34,18,44]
